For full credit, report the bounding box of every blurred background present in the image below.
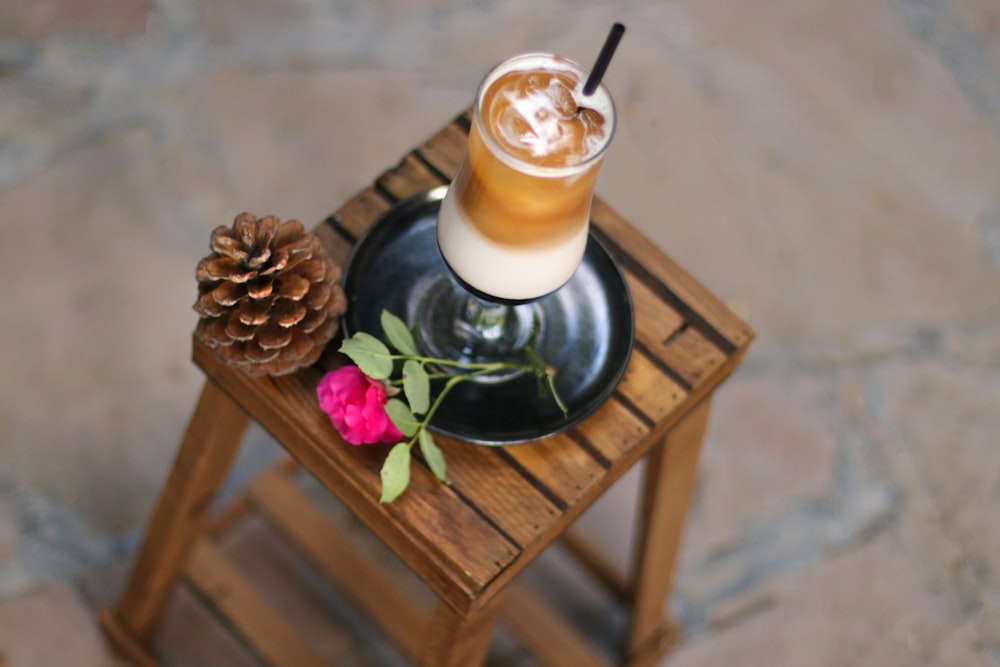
[0,0,998,665]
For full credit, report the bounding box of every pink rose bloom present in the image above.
[317,366,403,445]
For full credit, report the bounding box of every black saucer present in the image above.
[341,187,634,445]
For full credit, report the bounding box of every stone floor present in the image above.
[1,0,999,665]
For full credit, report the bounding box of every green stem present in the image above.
[383,352,566,435]
[389,354,534,373]
[418,367,495,431]
[400,367,496,451]
[385,354,539,389]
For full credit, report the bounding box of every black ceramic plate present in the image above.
[341,186,634,445]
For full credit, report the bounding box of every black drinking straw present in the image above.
[582,23,626,96]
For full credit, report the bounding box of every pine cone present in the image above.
[193,212,347,376]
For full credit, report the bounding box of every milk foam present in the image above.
[479,54,615,173]
[435,53,614,300]
[437,189,588,301]
[498,77,587,160]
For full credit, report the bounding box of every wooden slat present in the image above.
[416,119,469,178]
[624,267,728,389]
[658,326,728,388]
[501,433,605,507]
[193,342,517,614]
[571,398,648,463]
[327,186,392,240]
[376,153,446,201]
[184,540,327,667]
[624,269,686,350]
[97,612,160,667]
[311,222,356,370]
[206,495,253,540]
[431,436,560,548]
[615,349,688,424]
[500,583,611,667]
[206,459,300,539]
[249,467,429,662]
[312,221,353,267]
[590,198,754,354]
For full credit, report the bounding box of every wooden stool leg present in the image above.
[419,597,504,667]
[626,397,713,665]
[101,380,249,656]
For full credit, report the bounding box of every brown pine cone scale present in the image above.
[194,212,347,376]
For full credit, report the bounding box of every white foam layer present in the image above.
[477,53,616,176]
[437,188,588,301]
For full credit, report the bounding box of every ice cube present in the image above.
[579,107,606,140]
[498,106,537,148]
[547,77,578,118]
[561,118,586,160]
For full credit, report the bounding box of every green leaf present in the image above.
[402,360,430,415]
[340,332,393,379]
[536,374,551,400]
[524,346,547,373]
[419,429,447,483]
[379,443,412,504]
[521,346,567,418]
[385,398,419,437]
[381,310,418,356]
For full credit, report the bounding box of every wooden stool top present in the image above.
[193,111,753,617]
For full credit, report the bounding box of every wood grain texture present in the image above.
[500,434,605,507]
[376,153,446,201]
[312,222,353,268]
[416,117,469,178]
[572,398,649,463]
[430,435,560,548]
[624,269,686,350]
[326,187,392,240]
[419,596,504,667]
[185,540,327,667]
[192,345,517,614]
[615,349,688,424]
[590,198,754,354]
[658,325,728,388]
[97,612,160,667]
[113,380,249,643]
[627,397,713,662]
[249,466,429,661]
[500,583,611,667]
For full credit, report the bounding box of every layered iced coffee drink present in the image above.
[438,53,616,302]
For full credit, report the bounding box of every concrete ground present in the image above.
[1,0,999,665]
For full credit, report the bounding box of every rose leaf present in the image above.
[385,398,419,437]
[402,359,430,415]
[419,429,447,483]
[381,309,418,356]
[379,443,412,504]
[340,332,393,379]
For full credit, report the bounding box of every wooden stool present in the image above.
[98,112,753,667]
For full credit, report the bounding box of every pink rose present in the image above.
[317,366,403,445]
